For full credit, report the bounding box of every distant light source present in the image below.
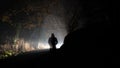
[56,42,63,49]
[38,14,67,50]
[37,42,50,49]
[37,41,63,49]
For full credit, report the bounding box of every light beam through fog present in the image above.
[0,0,68,53]
[38,14,67,49]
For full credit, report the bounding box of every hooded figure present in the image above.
[48,33,58,50]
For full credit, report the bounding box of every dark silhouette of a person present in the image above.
[48,33,58,51]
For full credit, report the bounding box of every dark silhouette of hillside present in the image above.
[60,23,114,67]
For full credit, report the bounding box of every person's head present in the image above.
[51,33,55,37]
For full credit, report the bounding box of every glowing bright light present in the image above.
[56,42,63,49]
[12,14,67,52]
[24,42,35,51]
[37,42,51,49]
[37,42,63,49]
[38,14,67,50]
